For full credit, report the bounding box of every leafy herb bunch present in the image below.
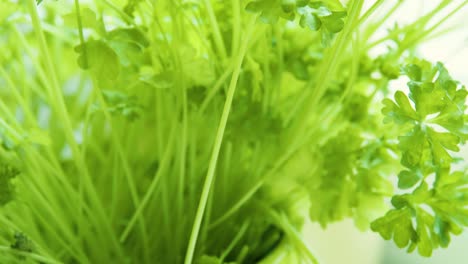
[0,0,467,263]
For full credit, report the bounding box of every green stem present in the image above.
[400,0,468,52]
[208,179,264,230]
[92,81,150,257]
[183,17,257,264]
[26,0,124,258]
[357,0,385,26]
[199,64,234,113]
[0,246,63,264]
[231,0,241,55]
[119,125,176,243]
[203,0,228,60]
[269,211,319,264]
[218,220,251,263]
[365,0,451,51]
[287,0,364,143]
[74,0,87,67]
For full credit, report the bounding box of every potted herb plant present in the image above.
[0,0,467,263]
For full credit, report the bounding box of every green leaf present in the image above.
[124,0,144,17]
[403,64,422,81]
[408,82,446,117]
[416,214,433,257]
[179,46,215,86]
[281,0,296,12]
[246,0,346,37]
[398,170,422,189]
[433,216,453,248]
[382,91,418,124]
[322,11,346,33]
[299,13,321,31]
[371,208,416,247]
[383,60,467,170]
[107,28,149,67]
[375,61,468,257]
[246,0,289,24]
[398,127,426,167]
[309,127,363,226]
[63,8,99,30]
[74,39,120,85]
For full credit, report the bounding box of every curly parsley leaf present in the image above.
[372,60,468,256]
[372,177,468,257]
[246,0,347,42]
[309,126,394,229]
[383,60,467,172]
[246,0,306,23]
[299,3,346,33]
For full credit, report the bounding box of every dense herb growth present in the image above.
[0,0,467,263]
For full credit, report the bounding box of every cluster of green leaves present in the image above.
[309,127,395,230]
[372,60,468,256]
[246,0,346,44]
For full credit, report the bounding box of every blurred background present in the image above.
[306,0,468,263]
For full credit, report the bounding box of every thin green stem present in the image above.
[26,0,125,258]
[285,0,364,125]
[183,17,257,264]
[74,0,88,67]
[365,0,452,51]
[0,246,63,264]
[208,179,264,230]
[92,80,150,257]
[202,0,227,60]
[199,64,234,113]
[357,0,385,26]
[231,0,241,55]
[119,125,176,242]
[218,220,250,263]
[270,211,319,264]
[400,0,468,52]
[0,66,36,125]
[171,4,189,258]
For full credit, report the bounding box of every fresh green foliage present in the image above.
[371,60,468,256]
[246,0,347,44]
[0,0,467,263]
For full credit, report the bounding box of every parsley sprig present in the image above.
[372,60,468,256]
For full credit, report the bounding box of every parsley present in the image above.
[0,0,467,263]
[372,60,468,256]
[246,0,347,45]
